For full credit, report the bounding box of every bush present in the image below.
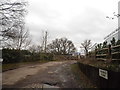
[2,48,53,64]
[40,53,53,61]
[2,48,23,63]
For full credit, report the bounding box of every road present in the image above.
[3,60,82,88]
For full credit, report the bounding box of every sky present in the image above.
[25,0,119,52]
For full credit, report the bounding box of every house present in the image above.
[104,1,120,43]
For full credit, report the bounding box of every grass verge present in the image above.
[2,60,51,72]
[78,58,120,72]
[71,63,98,88]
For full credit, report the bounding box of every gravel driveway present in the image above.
[3,60,81,88]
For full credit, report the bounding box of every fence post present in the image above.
[95,49,97,59]
[108,45,112,62]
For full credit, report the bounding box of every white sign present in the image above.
[0,58,3,62]
[99,69,108,79]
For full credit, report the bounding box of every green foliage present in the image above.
[2,48,53,64]
[116,40,120,45]
[97,43,102,49]
[102,41,107,48]
[2,49,22,63]
[71,63,97,88]
[111,37,116,46]
[95,37,120,60]
[40,53,53,61]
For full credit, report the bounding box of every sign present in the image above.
[0,58,3,62]
[99,69,108,79]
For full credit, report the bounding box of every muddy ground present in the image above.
[2,60,94,88]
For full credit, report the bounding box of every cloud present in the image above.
[25,0,119,50]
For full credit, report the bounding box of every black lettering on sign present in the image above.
[99,69,108,79]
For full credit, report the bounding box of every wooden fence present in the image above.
[95,45,120,61]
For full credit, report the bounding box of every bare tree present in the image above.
[3,23,31,50]
[81,40,92,56]
[0,0,27,41]
[47,37,76,55]
[28,44,43,54]
[13,28,30,50]
[23,36,32,50]
[36,45,43,53]
[29,45,36,53]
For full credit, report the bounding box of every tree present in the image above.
[97,43,102,49]
[3,24,31,50]
[23,35,32,50]
[0,0,27,41]
[81,40,92,56]
[47,37,76,55]
[116,40,120,45]
[102,41,107,48]
[13,28,31,50]
[28,45,37,54]
[111,37,116,46]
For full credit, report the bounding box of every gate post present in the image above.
[108,45,112,62]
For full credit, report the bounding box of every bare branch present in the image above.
[81,39,92,56]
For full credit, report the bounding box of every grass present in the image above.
[2,60,52,72]
[78,58,120,72]
[2,63,19,71]
[71,63,98,88]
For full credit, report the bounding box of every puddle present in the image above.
[29,66,36,68]
[42,81,59,86]
[48,71,53,74]
[42,84,59,88]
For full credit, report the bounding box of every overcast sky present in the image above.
[25,0,119,52]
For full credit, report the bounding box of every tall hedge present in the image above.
[2,49,23,63]
[2,48,53,64]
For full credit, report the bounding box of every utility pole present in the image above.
[44,31,48,53]
[41,31,48,53]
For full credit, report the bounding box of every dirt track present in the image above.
[3,60,81,88]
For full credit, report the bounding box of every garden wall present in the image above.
[78,62,120,88]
